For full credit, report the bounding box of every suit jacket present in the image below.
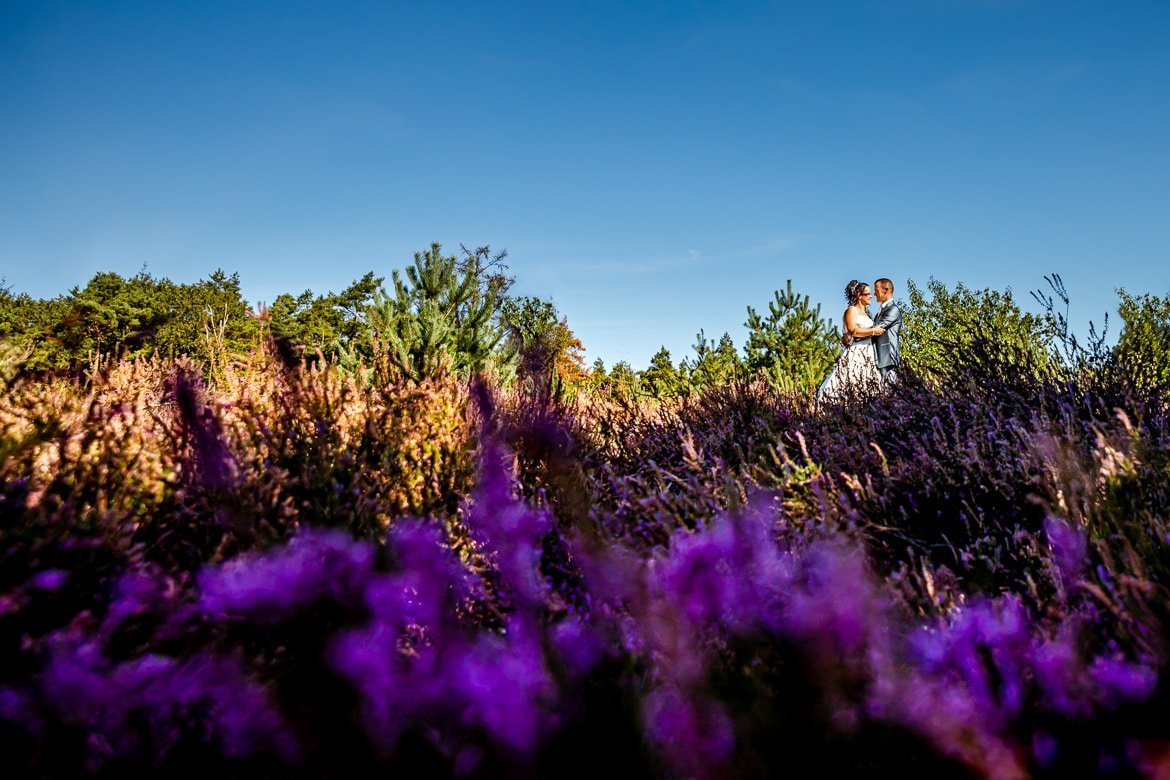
[873,301,902,370]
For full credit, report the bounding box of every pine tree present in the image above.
[744,280,838,393]
[358,243,507,382]
[498,295,588,400]
[268,272,382,359]
[641,346,686,399]
[607,360,638,397]
[688,330,742,390]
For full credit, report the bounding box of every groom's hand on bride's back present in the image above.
[841,333,852,346]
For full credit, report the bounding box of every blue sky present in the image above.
[2,1,1167,368]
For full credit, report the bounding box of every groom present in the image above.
[840,276,902,388]
[872,277,902,386]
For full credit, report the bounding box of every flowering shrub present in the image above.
[2,335,1170,776]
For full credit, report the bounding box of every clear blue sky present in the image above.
[2,1,1167,368]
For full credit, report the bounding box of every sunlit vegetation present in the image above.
[2,247,1170,776]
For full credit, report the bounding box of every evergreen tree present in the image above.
[358,243,507,382]
[641,346,687,399]
[587,357,608,392]
[0,280,16,339]
[607,360,638,396]
[153,270,258,363]
[268,272,383,358]
[0,281,39,347]
[688,330,741,390]
[0,269,259,374]
[744,280,838,393]
[55,271,164,373]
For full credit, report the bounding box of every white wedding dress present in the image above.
[816,310,882,404]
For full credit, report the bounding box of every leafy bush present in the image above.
[1114,290,1170,402]
[902,277,1058,382]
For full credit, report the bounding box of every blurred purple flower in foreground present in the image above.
[643,687,735,774]
[465,445,553,608]
[29,569,69,591]
[42,636,298,769]
[450,616,554,752]
[651,502,789,634]
[1044,515,1087,589]
[198,528,374,620]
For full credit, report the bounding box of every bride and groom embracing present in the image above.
[816,277,902,405]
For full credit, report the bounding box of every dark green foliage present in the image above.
[640,347,687,399]
[354,243,508,382]
[0,269,261,374]
[152,269,259,364]
[606,360,639,396]
[499,295,588,401]
[902,277,1057,381]
[0,280,27,340]
[687,330,741,390]
[267,271,382,359]
[1113,289,1170,400]
[744,279,839,393]
[500,296,563,359]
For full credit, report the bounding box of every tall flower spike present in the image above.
[465,443,552,609]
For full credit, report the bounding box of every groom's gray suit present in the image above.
[873,299,902,385]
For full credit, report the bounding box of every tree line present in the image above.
[3,244,1168,398]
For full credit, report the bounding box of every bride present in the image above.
[816,280,886,405]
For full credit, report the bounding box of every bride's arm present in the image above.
[845,307,886,338]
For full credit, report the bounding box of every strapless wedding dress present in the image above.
[816,312,882,404]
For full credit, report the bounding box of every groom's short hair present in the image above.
[875,277,894,292]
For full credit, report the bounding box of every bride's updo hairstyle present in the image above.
[845,279,867,305]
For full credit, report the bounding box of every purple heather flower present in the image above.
[550,615,606,677]
[464,446,552,608]
[102,566,173,635]
[328,621,401,743]
[332,613,555,755]
[42,637,299,766]
[198,528,374,621]
[571,537,643,606]
[782,541,888,655]
[171,367,237,489]
[1033,635,1089,718]
[616,613,645,656]
[911,598,1031,725]
[374,519,471,630]
[1090,656,1157,706]
[450,616,554,753]
[1044,515,1086,586]
[327,520,491,751]
[651,503,789,635]
[29,569,69,591]
[642,687,735,774]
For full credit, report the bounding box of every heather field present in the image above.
[3,268,1170,778]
